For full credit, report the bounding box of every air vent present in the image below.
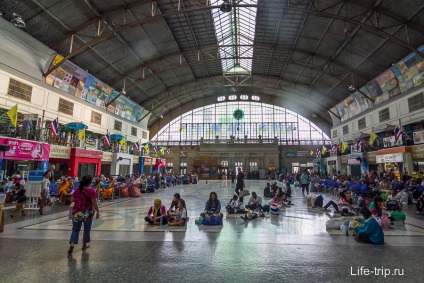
[358,117,366,130]
[58,98,74,116]
[408,93,424,112]
[90,111,101,125]
[8,78,32,102]
[379,108,390,123]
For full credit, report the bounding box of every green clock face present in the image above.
[233,109,244,120]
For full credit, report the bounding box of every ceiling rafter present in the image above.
[43,3,424,78]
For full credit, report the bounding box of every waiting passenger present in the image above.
[168,200,187,226]
[320,192,349,213]
[264,183,273,198]
[245,192,262,210]
[271,187,286,208]
[369,195,384,217]
[145,199,168,225]
[201,192,222,219]
[168,193,186,215]
[354,207,384,245]
[385,189,401,211]
[226,195,246,214]
[240,207,265,222]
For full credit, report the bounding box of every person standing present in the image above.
[39,171,51,215]
[48,165,56,183]
[235,167,245,203]
[68,176,100,255]
[300,171,310,195]
[231,171,236,184]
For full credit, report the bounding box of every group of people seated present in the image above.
[144,193,187,226]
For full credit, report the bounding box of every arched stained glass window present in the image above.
[152,102,330,146]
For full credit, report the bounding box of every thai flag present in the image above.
[50,118,59,137]
[331,144,339,153]
[153,146,158,154]
[356,139,362,152]
[134,141,140,151]
[316,149,321,158]
[394,126,403,143]
[166,148,171,156]
[103,132,111,147]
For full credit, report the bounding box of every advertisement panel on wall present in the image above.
[336,45,424,121]
[376,153,404,163]
[2,138,49,160]
[413,131,424,145]
[383,136,403,147]
[45,55,144,123]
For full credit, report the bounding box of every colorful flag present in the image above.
[370,131,378,145]
[134,141,140,151]
[310,150,313,156]
[331,144,340,153]
[77,129,85,144]
[152,146,158,154]
[103,131,111,147]
[166,148,171,156]
[316,149,321,158]
[50,117,59,137]
[322,146,327,155]
[6,104,18,127]
[341,142,348,153]
[119,137,127,150]
[394,126,403,143]
[143,143,149,152]
[356,139,362,152]
[160,147,165,155]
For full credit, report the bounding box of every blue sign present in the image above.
[27,170,45,182]
[285,152,296,157]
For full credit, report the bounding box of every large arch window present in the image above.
[152,102,330,146]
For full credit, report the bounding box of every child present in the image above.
[357,194,365,208]
[240,207,265,222]
[10,189,27,217]
[226,195,246,214]
[168,200,187,226]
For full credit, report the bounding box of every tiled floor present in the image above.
[1,180,423,282]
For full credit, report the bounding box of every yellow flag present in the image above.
[341,142,348,153]
[310,150,313,156]
[77,129,85,144]
[370,131,377,145]
[160,148,165,155]
[119,137,127,150]
[322,146,327,155]
[6,104,18,127]
[143,143,149,151]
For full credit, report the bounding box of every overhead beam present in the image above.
[43,3,424,77]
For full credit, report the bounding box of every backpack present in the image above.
[262,204,270,212]
[314,195,323,208]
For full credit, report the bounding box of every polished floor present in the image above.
[1,180,423,282]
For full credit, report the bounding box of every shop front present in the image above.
[0,137,50,178]
[111,152,133,176]
[100,152,113,176]
[376,147,413,181]
[138,156,153,175]
[69,148,102,177]
[49,144,71,178]
[346,153,368,178]
[411,144,424,176]
[326,156,341,176]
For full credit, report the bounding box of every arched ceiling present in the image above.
[1,0,424,131]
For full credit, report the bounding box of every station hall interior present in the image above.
[1,0,424,282]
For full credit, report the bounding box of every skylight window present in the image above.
[211,0,257,74]
[217,96,226,101]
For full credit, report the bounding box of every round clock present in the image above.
[233,109,244,120]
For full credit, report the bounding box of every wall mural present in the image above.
[45,55,143,123]
[336,45,424,121]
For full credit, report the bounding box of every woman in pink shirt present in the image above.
[68,176,99,255]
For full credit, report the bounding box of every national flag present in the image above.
[50,117,59,137]
[6,104,18,127]
[322,146,327,155]
[152,146,158,154]
[331,144,340,153]
[119,137,127,150]
[356,139,362,152]
[134,141,140,151]
[160,147,165,155]
[77,129,85,144]
[143,143,149,153]
[103,131,111,147]
[341,142,348,153]
[394,126,403,143]
[316,149,321,158]
[310,150,313,156]
[166,148,171,156]
[370,131,378,145]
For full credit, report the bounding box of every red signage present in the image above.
[71,148,103,159]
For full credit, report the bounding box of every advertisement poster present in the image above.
[46,55,144,123]
[413,131,424,145]
[3,138,50,160]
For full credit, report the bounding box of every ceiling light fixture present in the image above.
[159,114,164,119]
[0,11,4,17]
[11,13,26,28]
[220,0,232,13]
[348,85,356,91]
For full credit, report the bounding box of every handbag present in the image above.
[239,189,250,198]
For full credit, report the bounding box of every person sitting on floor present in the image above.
[201,192,223,219]
[168,200,187,226]
[245,192,262,210]
[320,191,349,213]
[145,198,168,225]
[415,194,424,215]
[226,195,246,214]
[240,207,265,222]
[168,193,186,214]
[385,189,402,211]
[270,187,286,208]
[369,195,384,217]
[354,207,384,245]
[264,183,273,198]
[340,203,359,216]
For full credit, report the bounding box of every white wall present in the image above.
[331,85,424,142]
